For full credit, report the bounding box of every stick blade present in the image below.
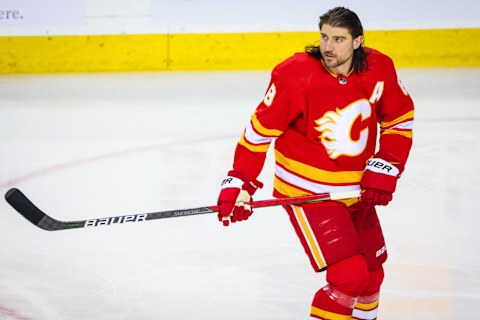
[5,188,46,226]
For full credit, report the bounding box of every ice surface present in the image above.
[1,68,479,319]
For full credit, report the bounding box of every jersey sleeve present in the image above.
[375,57,415,168]
[232,64,303,180]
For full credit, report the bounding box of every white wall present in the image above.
[1,0,479,36]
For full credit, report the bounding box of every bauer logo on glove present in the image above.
[365,158,399,176]
[360,153,403,207]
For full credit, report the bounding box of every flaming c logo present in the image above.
[314,100,371,159]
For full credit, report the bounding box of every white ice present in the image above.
[0,68,479,320]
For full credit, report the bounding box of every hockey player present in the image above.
[217,6,414,320]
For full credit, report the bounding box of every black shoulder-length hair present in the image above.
[305,7,371,73]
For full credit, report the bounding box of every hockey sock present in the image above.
[352,267,384,320]
[352,292,380,320]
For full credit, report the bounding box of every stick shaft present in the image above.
[5,188,360,231]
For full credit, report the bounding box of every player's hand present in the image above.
[217,171,263,226]
[360,153,403,206]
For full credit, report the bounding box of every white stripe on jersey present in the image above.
[391,120,414,130]
[244,121,275,145]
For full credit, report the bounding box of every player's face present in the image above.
[319,24,362,75]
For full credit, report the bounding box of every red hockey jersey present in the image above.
[233,49,414,198]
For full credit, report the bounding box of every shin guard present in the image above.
[311,285,357,319]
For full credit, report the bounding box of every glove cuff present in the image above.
[220,176,244,190]
[365,158,399,177]
[224,170,263,195]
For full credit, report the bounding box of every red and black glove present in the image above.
[360,152,404,206]
[217,171,263,226]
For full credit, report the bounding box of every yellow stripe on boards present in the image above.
[0,34,169,73]
[167,32,315,71]
[1,28,479,74]
[365,28,480,67]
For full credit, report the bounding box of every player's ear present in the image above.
[353,35,363,50]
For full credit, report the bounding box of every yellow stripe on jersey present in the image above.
[380,110,414,128]
[274,176,311,197]
[311,306,352,320]
[238,132,271,153]
[381,129,413,138]
[275,150,363,184]
[251,113,284,137]
[293,206,326,270]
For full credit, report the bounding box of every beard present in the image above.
[321,51,353,70]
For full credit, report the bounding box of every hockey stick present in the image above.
[5,188,360,231]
